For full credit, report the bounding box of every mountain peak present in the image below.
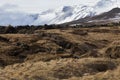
[88,7,120,20]
[0,0,120,26]
[67,7,120,26]
[109,7,120,13]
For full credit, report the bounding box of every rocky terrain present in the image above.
[0,26,120,80]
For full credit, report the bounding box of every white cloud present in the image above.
[0,0,100,13]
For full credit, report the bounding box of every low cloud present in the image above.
[0,4,18,12]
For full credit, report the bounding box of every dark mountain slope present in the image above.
[65,7,120,26]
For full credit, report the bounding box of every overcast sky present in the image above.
[0,0,100,13]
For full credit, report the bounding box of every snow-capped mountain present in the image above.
[67,7,120,26]
[32,0,119,25]
[0,0,119,26]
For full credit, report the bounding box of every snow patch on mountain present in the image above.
[32,0,120,25]
[0,0,120,26]
[93,0,117,14]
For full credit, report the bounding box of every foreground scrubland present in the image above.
[0,26,120,80]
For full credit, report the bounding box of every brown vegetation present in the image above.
[0,26,120,80]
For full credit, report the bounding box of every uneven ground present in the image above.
[0,27,120,80]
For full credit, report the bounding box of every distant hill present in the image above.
[0,0,119,26]
[65,7,120,26]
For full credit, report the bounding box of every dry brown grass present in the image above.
[0,58,119,80]
[0,26,120,80]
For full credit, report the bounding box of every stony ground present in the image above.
[0,27,120,80]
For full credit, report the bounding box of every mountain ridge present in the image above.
[72,7,120,25]
[0,0,119,26]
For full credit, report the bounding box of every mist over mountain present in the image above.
[0,0,119,26]
[66,7,120,26]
